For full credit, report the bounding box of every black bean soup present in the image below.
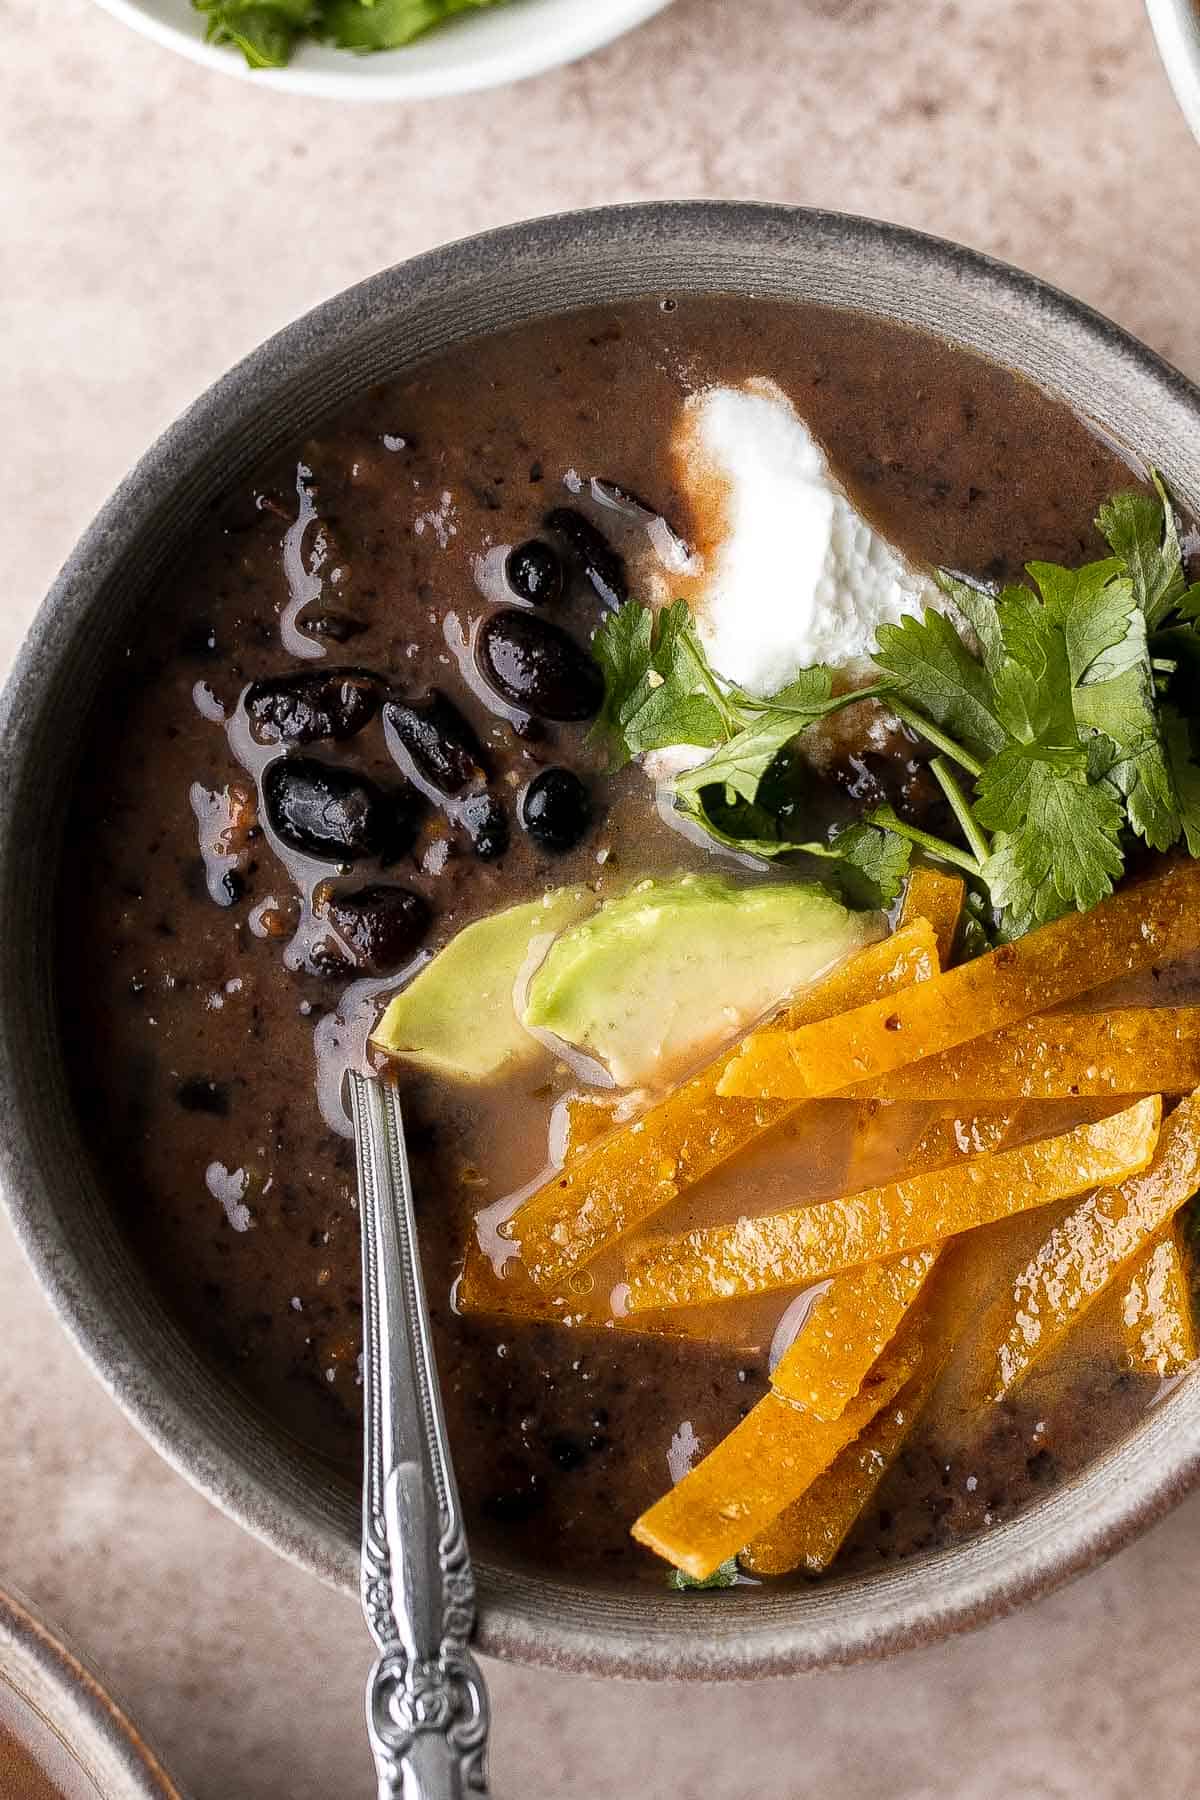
[60,299,1164,1589]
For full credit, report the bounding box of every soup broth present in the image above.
[59,297,1188,1588]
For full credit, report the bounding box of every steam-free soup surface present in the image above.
[61,298,1159,1585]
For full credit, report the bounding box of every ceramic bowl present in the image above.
[5,203,1200,1679]
[1146,0,1200,146]
[0,1585,182,1799]
[88,0,674,101]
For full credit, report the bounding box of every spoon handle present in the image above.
[348,1070,491,1800]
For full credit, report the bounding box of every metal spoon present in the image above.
[348,1070,492,1800]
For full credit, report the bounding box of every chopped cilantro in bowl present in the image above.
[194,0,508,68]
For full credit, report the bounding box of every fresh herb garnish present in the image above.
[667,1557,740,1590]
[590,477,1200,936]
[194,0,508,69]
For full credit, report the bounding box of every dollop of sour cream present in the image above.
[666,378,944,697]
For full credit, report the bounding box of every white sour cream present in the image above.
[667,378,944,696]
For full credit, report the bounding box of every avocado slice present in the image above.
[370,886,595,1082]
[521,874,882,1088]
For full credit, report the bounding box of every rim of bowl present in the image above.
[5,202,1200,1680]
[86,0,675,101]
[0,1585,184,1799]
[1145,0,1200,147]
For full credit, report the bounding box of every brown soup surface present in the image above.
[60,297,1180,1589]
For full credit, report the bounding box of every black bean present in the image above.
[520,767,593,853]
[476,609,603,722]
[262,756,417,863]
[458,790,509,860]
[245,668,381,746]
[505,539,564,607]
[544,506,628,609]
[384,690,487,796]
[176,1077,230,1116]
[314,884,431,975]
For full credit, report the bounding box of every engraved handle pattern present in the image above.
[350,1072,490,1800]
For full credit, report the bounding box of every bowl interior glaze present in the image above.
[5,204,1200,1679]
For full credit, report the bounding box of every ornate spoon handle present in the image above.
[348,1071,491,1800]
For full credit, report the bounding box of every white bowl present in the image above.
[88,0,675,99]
[1146,0,1200,144]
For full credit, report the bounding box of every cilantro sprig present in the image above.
[590,477,1200,936]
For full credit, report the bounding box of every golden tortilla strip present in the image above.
[1119,1221,1196,1380]
[718,859,1200,1102]
[626,1096,1161,1312]
[846,1006,1200,1104]
[741,1365,937,1575]
[506,919,940,1291]
[770,1248,939,1419]
[631,1327,921,1580]
[899,866,965,967]
[457,1241,761,1349]
[987,1092,1200,1398]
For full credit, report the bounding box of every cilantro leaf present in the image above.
[934,570,1004,672]
[668,1558,740,1590]
[977,754,1124,930]
[794,821,913,909]
[1163,706,1200,856]
[674,714,808,810]
[590,601,731,767]
[1072,608,1181,851]
[1097,476,1185,629]
[873,609,1006,758]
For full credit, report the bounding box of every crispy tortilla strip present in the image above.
[457,1241,761,1349]
[506,920,940,1291]
[770,1249,938,1419]
[986,1092,1200,1398]
[839,867,966,1190]
[1119,1221,1196,1380]
[741,1365,937,1575]
[899,866,965,967]
[631,1327,921,1580]
[718,860,1200,1102]
[845,1006,1200,1104]
[626,1097,1161,1311]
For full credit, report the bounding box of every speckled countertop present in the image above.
[5,1,1200,1795]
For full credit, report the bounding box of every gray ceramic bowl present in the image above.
[4,203,1200,1680]
[0,1585,183,1798]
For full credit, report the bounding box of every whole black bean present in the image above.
[457,790,509,860]
[314,884,431,975]
[543,507,628,609]
[245,668,381,745]
[384,690,487,796]
[476,610,604,722]
[520,767,593,853]
[262,756,418,863]
[505,539,564,607]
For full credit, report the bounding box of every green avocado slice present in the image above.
[370,886,595,1082]
[521,874,882,1089]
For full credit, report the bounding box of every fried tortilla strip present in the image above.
[845,1007,1200,1104]
[773,1109,1021,1418]
[770,1249,938,1419]
[839,866,965,1189]
[1119,1221,1196,1380]
[626,1096,1161,1312]
[741,1365,937,1575]
[899,866,965,967]
[457,1241,762,1349]
[718,860,1200,1102]
[631,1326,921,1580]
[987,1092,1200,1398]
[506,920,940,1291]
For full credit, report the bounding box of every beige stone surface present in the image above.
[4,0,1200,1794]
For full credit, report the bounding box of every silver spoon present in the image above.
[348,1069,492,1800]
